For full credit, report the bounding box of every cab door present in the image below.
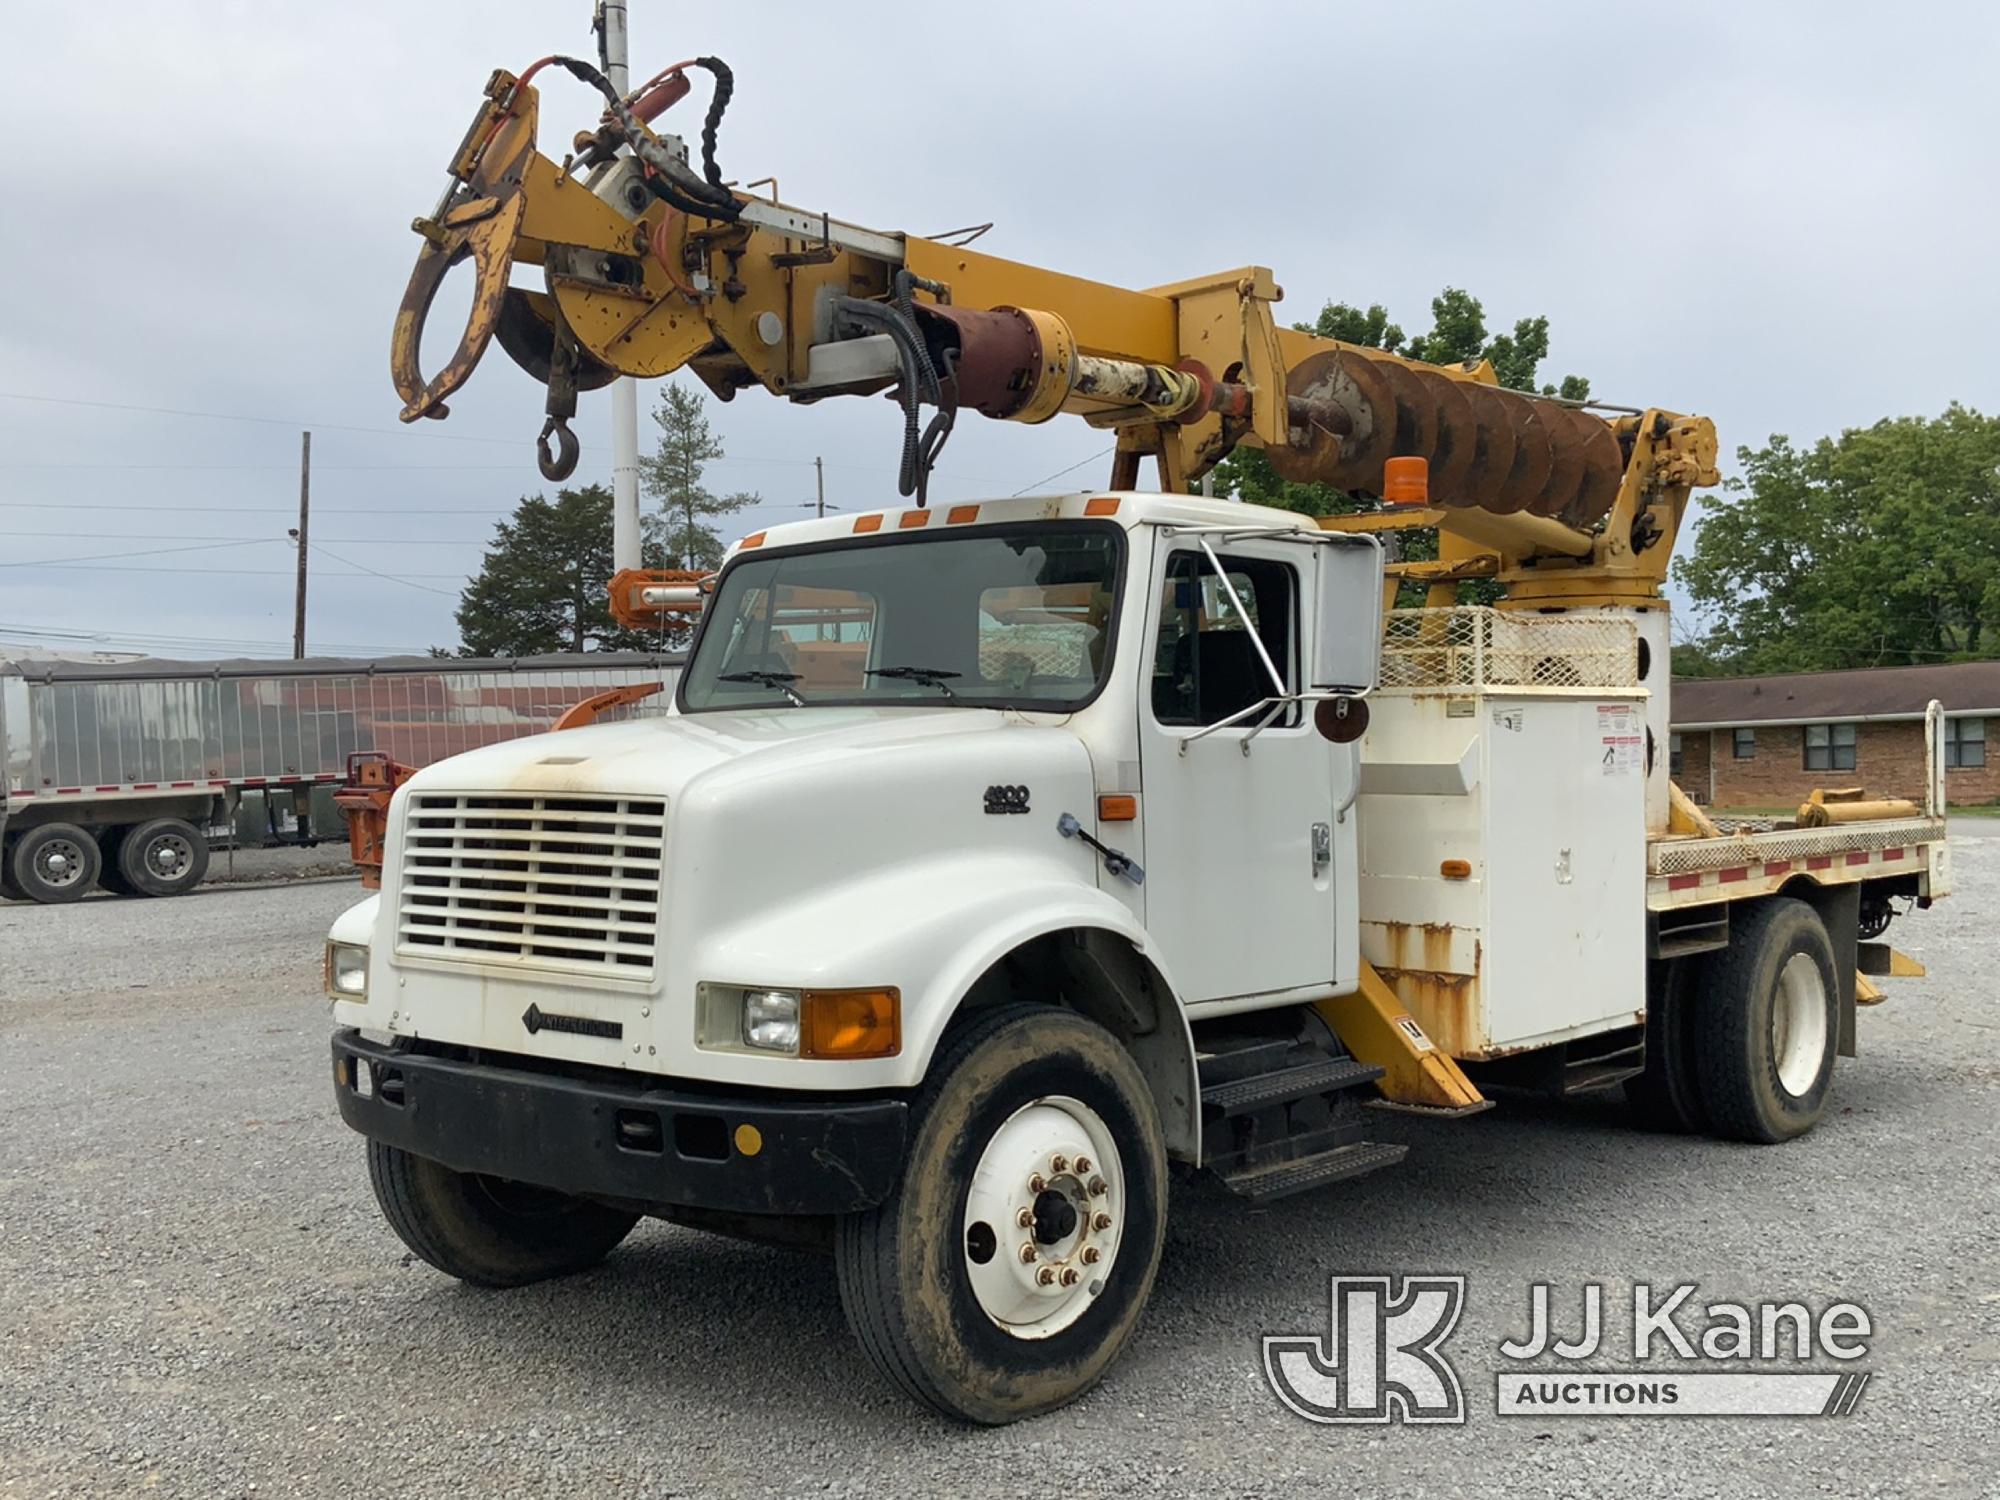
[1136,537,1336,1004]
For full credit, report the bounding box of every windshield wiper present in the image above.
[716,670,806,706]
[865,665,961,699]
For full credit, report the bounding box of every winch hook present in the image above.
[537,416,580,481]
[536,328,584,482]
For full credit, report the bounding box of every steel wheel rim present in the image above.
[962,1094,1124,1340]
[34,837,87,889]
[1772,952,1828,1097]
[144,832,194,880]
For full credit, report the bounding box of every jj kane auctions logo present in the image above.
[1264,1277,1873,1423]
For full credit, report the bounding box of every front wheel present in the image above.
[835,1004,1167,1424]
[366,1142,640,1288]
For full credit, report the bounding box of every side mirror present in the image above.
[1314,695,1369,744]
[1311,534,1384,693]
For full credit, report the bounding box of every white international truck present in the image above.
[324,490,1950,1423]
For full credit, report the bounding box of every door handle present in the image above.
[1311,821,1332,878]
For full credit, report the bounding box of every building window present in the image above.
[1946,716,1987,770]
[1733,727,1756,759]
[1804,722,1857,773]
[1669,732,1684,778]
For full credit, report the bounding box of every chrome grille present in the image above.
[396,792,666,976]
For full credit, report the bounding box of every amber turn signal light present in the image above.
[1097,794,1137,822]
[801,988,901,1059]
[1383,455,1430,505]
[1440,858,1472,879]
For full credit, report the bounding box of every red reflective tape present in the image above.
[1807,856,1834,871]
[1719,867,1749,883]
[95,785,120,793]
[1846,851,1871,866]
[1763,861,1791,878]
[1882,847,1904,861]
[56,787,82,794]
[244,777,267,786]
[133,783,157,790]
[1667,873,1702,891]
[210,779,230,787]
[170,781,195,789]
[7,789,32,799]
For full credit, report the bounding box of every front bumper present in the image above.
[331,1030,908,1215]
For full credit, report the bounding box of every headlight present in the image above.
[325,941,369,999]
[742,989,801,1052]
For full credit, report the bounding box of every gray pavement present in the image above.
[1,830,1996,1497]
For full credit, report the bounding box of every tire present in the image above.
[116,818,209,897]
[366,1141,640,1288]
[0,845,23,903]
[835,1003,1168,1425]
[1625,955,1710,1133]
[9,823,101,904]
[95,826,136,896]
[1694,898,1839,1143]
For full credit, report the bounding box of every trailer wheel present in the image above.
[1695,898,1838,1143]
[1625,956,1709,1133]
[0,842,23,902]
[366,1141,640,1288]
[117,818,209,897]
[835,1004,1167,1425]
[9,823,101,904]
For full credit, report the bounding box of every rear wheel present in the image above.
[1695,898,1838,1143]
[835,1004,1168,1424]
[0,844,23,902]
[9,823,101,904]
[367,1141,640,1288]
[117,818,208,897]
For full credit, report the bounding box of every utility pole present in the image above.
[600,0,643,573]
[292,430,310,659]
[815,455,826,518]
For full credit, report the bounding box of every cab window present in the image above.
[1150,551,1298,727]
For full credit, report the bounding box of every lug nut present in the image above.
[1019,1242,1038,1264]
[1092,1211,1112,1231]
[1074,1156,1092,1174]
[1082,1246,1102,1265]
[1015,1207,1035,1229]
[1051,1154,1069,1173]
[1029,1173,1046,1193]
[1088,1176,1107,1197]
[1037,1266,1058,1286]
[1060,1267,1081,1287]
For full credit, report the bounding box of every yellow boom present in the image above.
[391,55,1719,614]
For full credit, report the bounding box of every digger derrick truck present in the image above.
[329,49,1952,1424]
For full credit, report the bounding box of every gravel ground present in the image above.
[2,832,1996,1497]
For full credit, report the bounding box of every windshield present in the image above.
[679,522,1124,712]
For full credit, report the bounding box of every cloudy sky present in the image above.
[2,1,1995,659]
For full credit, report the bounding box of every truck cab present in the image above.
[328,491,1386,1420]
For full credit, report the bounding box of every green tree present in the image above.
[1213,287,1590,603]
[1673,405,2000,673]
[454,484,669,656]
[641,382,759,569]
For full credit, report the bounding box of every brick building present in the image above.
[1670,661,1999,809]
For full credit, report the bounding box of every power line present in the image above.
[1009,448,1114,496]
[0,391,522,447]
[308,541,460,596]
[8,531,489,545]
[0,537,274,568]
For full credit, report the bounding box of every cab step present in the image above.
[1200,1056,1383,1117]
[1215,1140,1409,1204]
